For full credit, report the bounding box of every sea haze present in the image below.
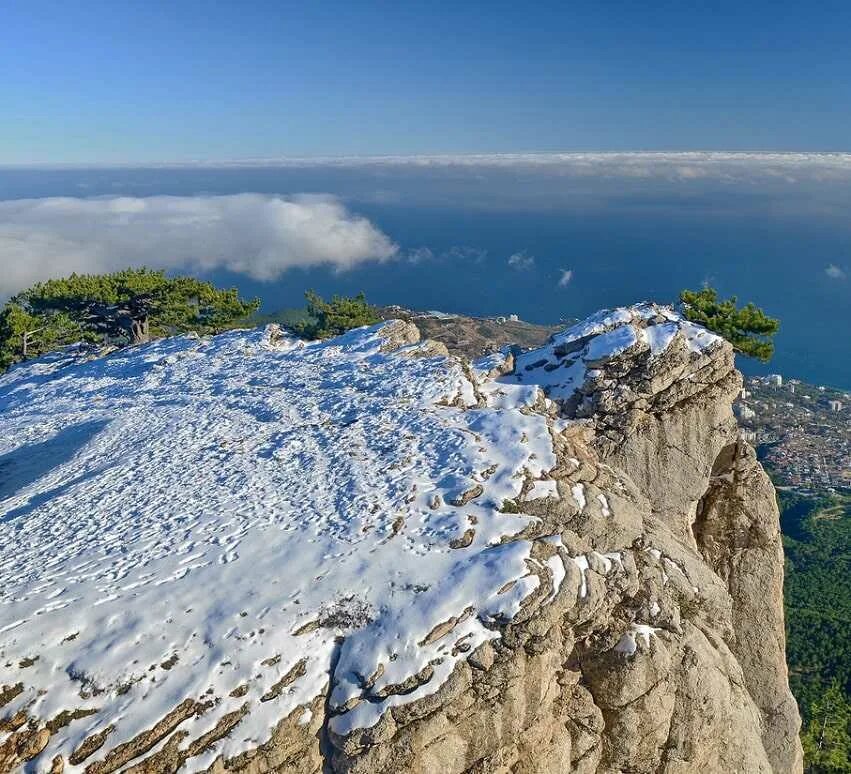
[1,153,850,388]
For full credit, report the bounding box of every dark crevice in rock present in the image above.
[320,637,344,773]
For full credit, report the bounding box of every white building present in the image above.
[765,374,783,387]
[736,404,756,420]
[829,400,843,412]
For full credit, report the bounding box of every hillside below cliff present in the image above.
[0,304,801,773]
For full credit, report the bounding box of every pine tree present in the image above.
[801,680,851,772]
[679,287,779,362]
[294,290,379,339]
[0,303,82,370]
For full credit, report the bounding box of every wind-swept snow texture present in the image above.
[0,305,721,771]
[0,324,554,769]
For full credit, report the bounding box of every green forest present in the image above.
[780,490,851,772]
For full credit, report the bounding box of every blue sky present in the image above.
[3,1,851,164]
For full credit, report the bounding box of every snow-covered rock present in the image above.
[0,305,801,773]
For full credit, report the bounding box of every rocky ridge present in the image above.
[0,304,801,773]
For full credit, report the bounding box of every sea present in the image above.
[1,156,850,389]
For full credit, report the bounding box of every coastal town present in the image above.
[736,374,850,492]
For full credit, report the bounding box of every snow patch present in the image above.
[643,322,679,357]
[613,624,660,657]
[523,479,560,501]
[571,483,587,511]
[571,556,590,599]
[543,554,567,603]
[681,321,722,353]
[584,324,639,362]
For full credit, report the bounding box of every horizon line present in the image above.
[3,149,851,170]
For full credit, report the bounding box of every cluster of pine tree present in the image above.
[0,270,383,371]
[0,269,259,370]
[292,290,380,339]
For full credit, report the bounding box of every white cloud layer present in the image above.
[405,245,488,264]
[0,194,398,297]
[558,269,574,287]
[25,152,851,184]
[507,251,535,270]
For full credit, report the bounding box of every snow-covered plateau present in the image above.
[0,304,801,774]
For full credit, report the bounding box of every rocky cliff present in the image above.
[0,304,801,773]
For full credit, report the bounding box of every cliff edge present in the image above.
[0,304,801,773]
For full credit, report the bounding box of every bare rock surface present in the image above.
[379,306,561,360]
[0,304,800,773]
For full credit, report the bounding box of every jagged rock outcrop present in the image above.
[694,442,803,773]
[0,304,800,773]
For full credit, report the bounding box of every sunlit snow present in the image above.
[0,303,720,769]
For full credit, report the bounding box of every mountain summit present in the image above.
[0,305,801,773]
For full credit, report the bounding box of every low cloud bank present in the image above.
[0,193,398,297]
[50,152,851,184]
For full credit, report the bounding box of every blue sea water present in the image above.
[1,162,849,388]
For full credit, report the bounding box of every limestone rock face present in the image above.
[319,306,801,774]
[694,442,803,773]
[0,306,801,773]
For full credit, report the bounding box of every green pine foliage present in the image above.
[801,681,851,773]
[293,290,380,339]
[248,307,313,329]
[0,268,259,370]
[781,491,851,771]
[0,304,82,370]
[679,287,779,362]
